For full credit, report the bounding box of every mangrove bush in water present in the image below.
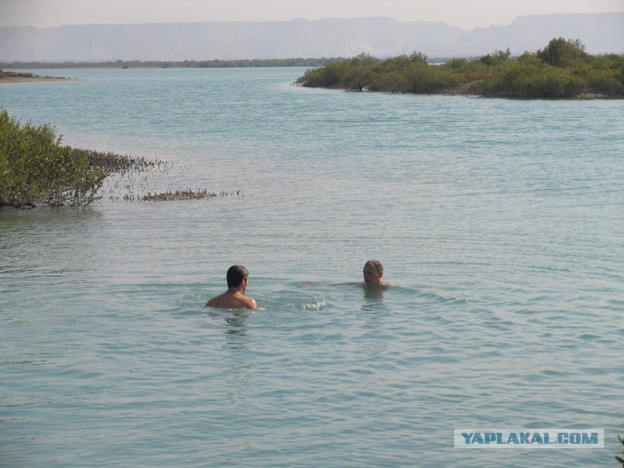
[0,110,233,207]
[296,38,624,98]
[0,110,106,208]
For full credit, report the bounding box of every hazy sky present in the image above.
[1,0,622,30]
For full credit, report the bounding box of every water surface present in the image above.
[1,68,623,466]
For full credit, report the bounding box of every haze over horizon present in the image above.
[1,0,623,31]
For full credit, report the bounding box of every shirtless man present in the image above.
[362,259,391,287]
[206,265,257,309]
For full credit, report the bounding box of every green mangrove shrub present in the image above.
[479,48,511,66]
[297,52,464,94]
[537,38,590,67]
[475,63,586,98]
[297,38,624,98]
[0,110,106,207]
[0,69,34,78]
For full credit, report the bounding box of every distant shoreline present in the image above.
[0,58,345,70]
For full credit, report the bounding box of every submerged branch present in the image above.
[132,189,244,202]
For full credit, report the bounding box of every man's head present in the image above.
[363,260,383,285]
[227,265,249,289]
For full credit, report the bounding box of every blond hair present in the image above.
[365,260,383,275]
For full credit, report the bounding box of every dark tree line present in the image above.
[0,58,344,70]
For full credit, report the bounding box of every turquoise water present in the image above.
[1,68,623,466]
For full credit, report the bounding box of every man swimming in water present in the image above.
[206,265,257,309]
[362,259,391,287]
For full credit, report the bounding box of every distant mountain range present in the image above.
[0,13,622,62]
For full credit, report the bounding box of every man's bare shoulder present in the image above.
[206,293,256,310]
[205,292,226,308]
[205,296,221,308]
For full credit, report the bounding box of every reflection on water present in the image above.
[362,285,387,312]
[0,207,103,281]
[363,285,385,299]
[220,310,256,413]
[222,310,253,350]
[225,312,251,329]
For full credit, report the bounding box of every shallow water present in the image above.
[1,68,623,466]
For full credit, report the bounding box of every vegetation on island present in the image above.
[296,38,624,98]
[0,68,69,81]
[0,58,344,70]
[0,69,35,79]
[0,109,238,208]
[0,110,106,207]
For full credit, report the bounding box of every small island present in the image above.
[0,69,72,83]
[296,38,624,99]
